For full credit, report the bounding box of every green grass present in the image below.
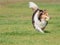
[0,1,60,45]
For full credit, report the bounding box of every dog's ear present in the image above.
[42,10,48,16]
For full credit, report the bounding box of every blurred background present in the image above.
[0,0,60,45]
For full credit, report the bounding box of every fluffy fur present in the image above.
[29,2,50,33]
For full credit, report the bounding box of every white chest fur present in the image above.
[34,11,40,23]
[34,11,47,28]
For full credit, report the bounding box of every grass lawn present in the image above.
[0,1,60,45]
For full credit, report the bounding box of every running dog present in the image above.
[29,2,50,33]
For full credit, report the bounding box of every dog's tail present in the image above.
[29,2,39,10]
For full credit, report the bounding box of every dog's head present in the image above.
[41,10,50,21]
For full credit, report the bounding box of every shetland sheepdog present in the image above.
[29,2,50,33]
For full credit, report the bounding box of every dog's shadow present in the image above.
[44,30,50,33]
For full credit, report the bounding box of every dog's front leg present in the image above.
[34,23,44,33]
